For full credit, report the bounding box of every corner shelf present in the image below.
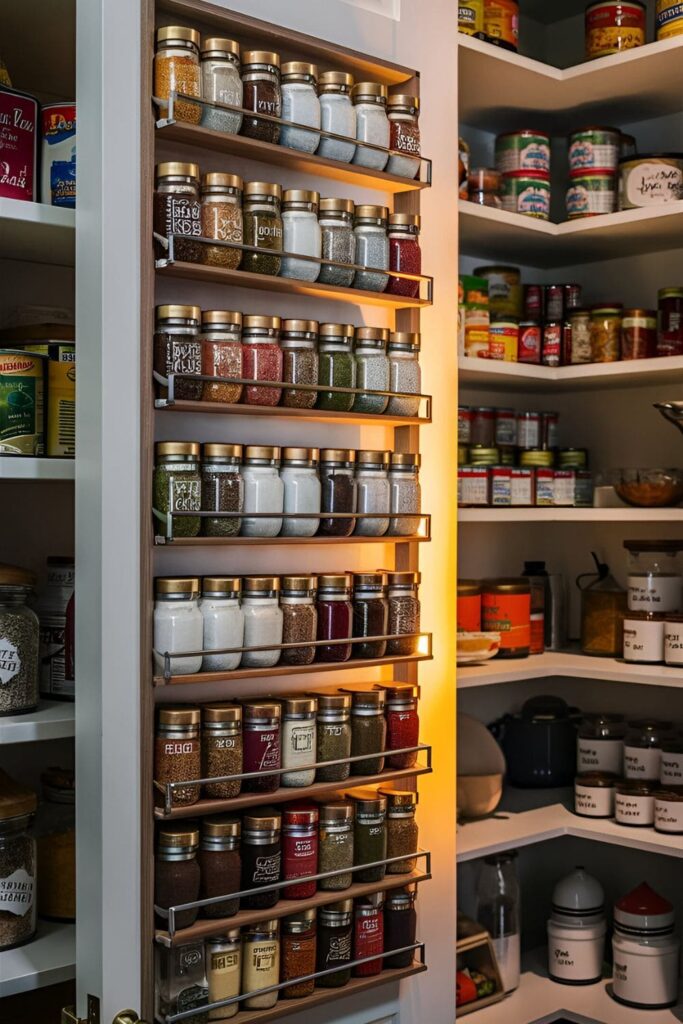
[458,508,683,523]
[459,354,683,392]
[0,701,75,744]
[457,649,683,690]
[0,199,75,267]
[0,921,75,998]
[0,457,75,481]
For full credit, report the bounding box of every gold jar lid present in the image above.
[354,204,389,221]
[324,898,354,913]
[281,573,318,590]
[319,197,355,216]
[318,800,354,821]
[0,564,35,588]
[200,172,243,191]
[282,695,317,714]
[352,82,388,101]
[386,570,421,586]
[242,50,280,67]
[357,449,390,467]
[244,810,282,830]
[347,788,387,813]
[281,319,318,334]
[389,331,421,350]
[312,692,352,710]
[201,576,241,595]
[380,682,419,700]
[281,60,318,79]
[203,815,241,838]
[320,448,355,463]
[156,161,200,180]
[318,322,355,340]
[242,575,281,593]
[242,315,281,331]
[201,443,242,460]
[158,825,199,848]
[244,445,280,461]
[391,452,421,467]
[155,576,200,596]
[156,26,201,46]
[317,572,353,589]
[243,181,282,200]
[201,37,240,57]
[201,309,242,327]
[158,706,201,727]
[202,703,242,723]
[389,213,421,229]
[319,70,354,91]
[353,571,388,588]
[282,447,319,463]
[155,441,200,458]
[340,685,385,706]
[157,303,201,321]
[283,188,320,206]
[387,94,419,111]
[242,700,281,718]
[0,770,37,820]
[379,788,418,807]
[356,327,390,344]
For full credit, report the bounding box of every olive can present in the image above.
[0,349,46,455]
[656,0,683,39]
[569,126,621,172]
[495,130,551,175]
[501,171,551,220]
[566,169,616,218]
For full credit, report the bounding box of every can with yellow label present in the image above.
[484,0,519,51]
[47,346,75,457]
[459,1,485,36]
[657,1,683,39]
[0,349,45,454]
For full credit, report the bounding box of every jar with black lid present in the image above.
[240,50,281,143]
[318,801,354,890]
[341,685,386,775]
[154,162,202,263]
[314,693,352,781]
[319,449,357,537]
[577,713,625,776]
[352,572,389,659]
[153,304,202,401]
[155,825,201,929]
[384,886,417,968]
[349,788,387,882]
[241,810,281,910]
[316,899,353,988]
[198,816,241,919]
[661,734,683,787]
[624,719,673,782]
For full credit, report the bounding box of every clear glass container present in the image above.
[240,577,283,668]
[353,327,390,413]
[318,802,354,890]
[199,172,243,269]
[590,304,623,362]
[199,577,244,673]
[242,446,283,537]
[319,449,357,537]
[315,692,352,777]
[319,198,356,287]
[386,94,421,179]
[242,703,281,792]
[241,182,283,276]
[316,578,354,664]
[153,441,201,539]
[281,189,322,281]
[317,323,356,411]
[387,213,421,298]
[35,767,75,921]
[350,790,387,883]
[280,62,321,153]
[153,577,203,677]
[387,332,421,416]
[241,920,280,1009]
[384,886,417,968]
[154,26,202,124]
[240,50,281,144]
[353,204,389,293]
[281,320,318,409]
[352,82,390,170]
[154,302,202,401]
[624,540,683,614]
[383,789,418,874]
[154,707,201,807]
[476,851,521,993]
[280,448,321,537]
[201,443,243,538]
[241,314,282,406]
[355,450,390,536]
[199,309,243,404]
[281,909,317,997]
[0,566,39,715]
[352,572,389,660]
[206,931,241,1020]
[156,942,208,1022]
[281,695,317,783]
[387,570,421,656]
[154,161,202,262]
[624,719,674,781]
[200,37,243,134]
[343,686,386,775]
[388,452,422,535]
[280,578,318,669]
[317,72,356,163]
[0,776,37,950]
[577,555,628,657]
[202,704,243,800]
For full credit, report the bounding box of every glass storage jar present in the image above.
[388,452,421,535]
[241,446,284,537]
[577,556,628,657]
[200,37,242,134]
[199,309,243,404]
[242,700,281,791]
[387,213,421,298]
[241,811,282,911]
[317,323,356,410]
[342,686,386,775]
[318,801,354,890]
[355,449,390,536]
[240,577,283,669]
[624,719,673,781]
[154,303,202,400]
[468,167,502,207]
[200,443,243,538]
[156,941,208,1022]
[0,565,39,716]
[319,198,356,287]
[387,332,421,416]
[353,204,389,293]
[590,304,623,362]
[353,894,384,977]
[353,327,390,413]
[316,575,354,663]
[661,734,683,786]
[383,788,418,874]
[153,441,201,538]
[280,61,321,153]
[384,683,420,769]
[624,540,683,613]
[281,319,319,409]
[319,449,357,537]
[154,162,202,262]
[241,182,283,276]
[316,899,353,988]
[658,287,683,356]
[280,448,321,537]
[154,26,202,124]
[242,920,280,1009]
[317,71,356,162]
[198,816,241,919]
[35,767,75,921]
[386,94,421,179]
[281,909,317,997]
[153,578,203,677]
[155,825,201,930]
[577,713,626,776]
[350,789,387,883]
[201,703,243,800]
[200,172,243,269]
[281,189,321,281]
[281,694,317,783]
[384,887,417,968]
[206,931,241,1020]
[352,572,389,659]
[280,578,318,669]
[241,314,282,406]
[199,576,244,673]
[352,82,390,170]
[154,706,201,807]
[0,773,37,950]
[386,570,421,656]
[282,803,319,898]
[240,50,281,144]
[314,692,352,780]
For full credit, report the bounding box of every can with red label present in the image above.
[543,322,562,367]
[545,284,565,321]
[524,284,543,320]
[0,86,38,201]
[562,321,573,365]
[41,102,76,207]
[518,321,542,363]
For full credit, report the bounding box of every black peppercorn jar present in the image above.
[352,572,389,659]
[198,816,241,919]
[200,443,243,538]
[241,809,282,910]
[384,885,417,968]
[386,571,421,656]
[153,161,202,263]
[155,825,201,929]
[315,899,353,988]
[314,693,352,782]
[319,449,357,537]
[380,788,418,874]
[242,182,283,276]
[348,788,387,883]
[241,50,281,143]
[153,303,203,401]
[340,685,386,775]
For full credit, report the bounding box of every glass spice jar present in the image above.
[468,168,502,207]
[280,579,318,670]
[352,82,390,170]
[201,703,243,799]
[387,213,421,298]
[242,700,281,792]
[154,303,202,401]
[155,825,201,929]
[241,576,283,669]
[153,577,204,677]
[349,789,387,883]
[241,810,282,910]
[242,447,284,538]
[241,314,283,407]
[624,719,673,781]
[388,452,422,536]
[384,886,417,968]
[352,572,389,659]
[154,162,203,262]
[281,319,319,409]
[0,565,39,716]
[200,37,243,135]
[381,788,419,874]
[0,772,37,950]
[201,444,243,538]
[280,694,317,786]
[353,894,384,977]
[316,900,354,988]
[154,26,202,124]
[318,801,354,890]
[206,931,241,1021]
[386,570,421,656]
[354,327,390,414]
[155,940,208,1022]
[199,173,243,269]
[240,50,281,143]
[314,692,352,781]
[154,706,201,807]
[281,449,321,538]
[318,71,356,163]
[281,189,322,281]
[280,62,321,153]
[281,909,317,998]
[241,182,283,276]
[153,441,201,539]
[590,304,622,362]
[355,450,390,536]
[341,685,386,775]
[35,767,75,922]
[319,449,357,537]
[199,309,243,405]
[198,816,241,919]
[282,802,319,899]
[317,323,356,411]
[316,574,354,663]
[621,308,657,360]
[319,198,356,287]
[384,683,420,769]
[657,288,683,356]
[242,920,280,1009]
[200,578,244,674]
[353,204,389,293]
[387,332,421,416]
[386,94,421,179]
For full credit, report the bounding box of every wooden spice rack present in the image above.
[142,1,431,1019]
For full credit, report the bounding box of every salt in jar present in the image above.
[153,441,201,538]
[199,172,243,269]
[240,50,281,144]
[382,789,418,873]
[154,26,202,124]
[387,332,421,416]
[281,189,322,281]
[242,446,284,538]
[242,182,283,276]
[319,449,357,537]
[240,577,283,668]
[354,327,390,414]
[154,825,201,929]
[200,443,243,538]
[317,323,356,411]
[352,572,389,659]
[153,161,202,262]
[547,868,606,986]
[154,706,201,807]
[280,577,318,670]
[342,685,386,775]
[314,692,352,780]
[0,777,36,950]
[206,931,241,1020]
[199,309,243,404]
[318,801,354,890]
[317,71,356,163]
[280,61,321,153]
[386,94,421,179]
[281,319,319,409]
[201,703,243,800]
[386,570,421,656]
[200,37,243,134]
[355,449,390,536]
[281,694,317,784]
[387,213,421,298]
[353,204,389,293]
[350,789,387,883]
[282,802,319,898]
[242,920,280,1009]
[353,894,384,977]
[316,900,354,988]
[242,701,282,793]
[199,816,241,919]
[153,577,203,677]
[388,452,422,535]
[352,82,390,170]
[319,198,355,287]
[154,303,202,401]
[199,576,244,672]
[280,448,321,537]
[384,683,420,768]
[241,314,282,406]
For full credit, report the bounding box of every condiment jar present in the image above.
[353,204,389,293]
[384,886,417,968]
[577,713,625,775]
[654,788,683,834]
[624,540,683,613]
[241,810,282,910]
[590,304,622,362]
[154,706,201,807]
[199,309,243,405]
[280,320,319,410]
[199,816,241,919]
[199,172,243,269]
[156,941,208,1020]
[383,683,420,768]
[317,71,356,163]
[468,168,502,207]
[382,788,418,873]
[240,50,281,144]
[282,802,319,899]
[0,564,39,715]
[353,893,384,977]
[547,868,606,985]
[615,780,656,826]
[317,801,354,891]
[241,699,282,792]
[154,825,201,929]
[388,452,422,536]
[612,883,680,1009]
[353,327,390,414]
[316,322,356,411]
[315,574,354,663]
[241,314,282,406]
[200,444,244,539]
[387,570,421,655]
[280,61,321,154]
[355,453,390,537]
[319,450,357,538]
[314,692,352,781]
[352,82,390,170]
[153,576,203,677]
[0,771,37,950]
[201,702,243,799]
[241,447,284,538]
[349,788,387,883]
[623,610,665,663]
[154,26,202,124]
[200,36,242,135]
[280,452,321,538]
[576,554,627,658]
[660,735,683,787]
[574,771,617,818]
[153,303,202,400]
[318,198,355,287]
[386,94,421,179]
[241,919,280,1009]
[241,182,283,277]
[281,909,317,998]
[387,332,421,416]
[280,694,317,785]
[316,899,354,988]
[280,574,319,668]
[35,767,75,921]
[352,572,389,659]
[281,189,322,282]
[341,685,386,775]
[206,930,241,1020]
[153,441,202,539]
[153,162,202,263]
[387,213,421,298]
[624,719,673,781]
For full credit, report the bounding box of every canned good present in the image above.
[542,322,562,367]
[620,132,637,159]
[458,1,485,35]
[0,349,46,454]
[656,0,683,39]
[554,469,576,507]
[491,466,512,506]
[516,411,541,449]
[459,465,489,506]
[481,578,531,657]
[566,169,616,218]
[41,102,76,208]
[47,347,76,457]
[541,411,559,449]
[0,86,38,201]
[458,406,473,444]
[524,284,543,320]
[495,130,551,175]
[488,317,519,361]
[469,445,500,466]
[575,471,594,507]
[564,284,583,312]
[459,137,470,200]
[569,309,593,363]
[501,171,551,220]
[535,467,555,506]
[511,467,533,506]
[657,288,683,357]
[520,449,554,468]
[585,1,646,59]
[518,321,542,364]
[569,126,621,171]
[495,408,516,447]
[459,274,490,358]
[562,322,573,366]
[545,285,565,322]
[619,154,683,210]
[458,444,469,466]
[471,406,495,446]
[621,309,657,360]
[473,265,522,317]
[484,0,519,50]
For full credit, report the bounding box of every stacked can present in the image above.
[473,265,521,361]
[519,282,584,367]
[495,130,551,221]
[566,126,620,219]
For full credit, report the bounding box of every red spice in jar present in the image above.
[621,308,657,360]
[353,897,384,977]
[241,315,283,406]
[383,683,419,769]
[387,214,421,298]
[282,803,319,900]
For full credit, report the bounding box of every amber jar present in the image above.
[590,305,622,362]
[621,308,657,360]
[154,26,202,124]
[281,909,317,998]
[155,825,201,929]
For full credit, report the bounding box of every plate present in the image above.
[457,631,501,665]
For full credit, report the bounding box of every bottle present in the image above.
[547,867,605,985]
[476,851,520,992]
[521,560,546,655]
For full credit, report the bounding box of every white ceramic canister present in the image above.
[612,882,680,1009]
[615,781,655,827]
[547,867,606,985]
[654,789,683,834]
[663,614,683,665]
[574,772,617,818]
[623,612,665,663]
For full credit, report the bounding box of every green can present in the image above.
[0,349,46,455]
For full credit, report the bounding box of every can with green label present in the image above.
[0,349,46,455]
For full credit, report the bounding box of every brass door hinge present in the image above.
[113,1012,150,1024]
[62,995,100,1024]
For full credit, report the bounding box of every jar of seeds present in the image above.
[241,577,283,669]
[198,816,241,919]
[355,450,390,536]
[316,899,354,988]
[0,565,39,716]
[240,50,281,143]
[353,205,389,293]
[384,683,419,769]
[154,303,202,401]
[349,789,387,883]
[314,692,352,781]
[353,327,390,414]
[280,578,318,670]
[154,27,202,124]
[341,686,386,775]
[241,315,282,406]
[386,95,421,179]
[318,801,354,890]
[316,574,353,663]
[153,441,201,538]
[352,82,390,170]
[319,449,357,537]
[200,173,243,269]
[242,700,281,792]
[281,909,317,998]
[199,310,243,404]
[200,37,243,134]
[154,706,201,807]
[155,825,201,929]
[280,62,321,153]
[386,571,421,656]
[206,931,241,1020]
[281,189,322,282]
[318,72,356,163]
[380,789,418,873]
[317,323,356,411]
[352,572,389,659]
[154,577,203,677]
[281,320,319,409]
[280,449,321,538]
[241,810,282,910]
[242,182,283,276]
[387,332,421,416]
[201,703,242,799]
[154,162,203,262]
[201,444,243,538]
[319,198,355,287]
[0,771,37,951]
[199,577,244,673]
[281,695,317,785]
[242,447,284,538]
[388,452,421,535]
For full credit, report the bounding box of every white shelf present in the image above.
[458,649,683,690]
[458,199,683,267]
[0,921,75,997]
[459,355,683,392]
[458,33,683,132]
[458,508,683,523]
[0,199,75,266]
[0,457,75,481]
[0,701,75,744]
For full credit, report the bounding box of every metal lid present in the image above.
[281,60,318,79]
[317,572,353,589]
[283,188,320,206]
[206,930,242,946]
[379,788,418,808]
[319,70,354,90]
[244,810,282,830]
[242,700,281,718]
[156,161,200,179]
[202,815,241,838]
[319,322,355,339]
[157,304,201,321]
[385,885,417,905]
[353,571,388,588]
[389,331,420,350]
[158,825,199,849]
[155,441,200,458]
[321,898,354,913]
[200,37,240,57]
[389,213,421,229]
[483,577,530,593]
[390,452,421,467]
[282,447,319,464]
[356,326,390,344]
[457,579,481,596]
[352,82,388,101]
[281,319,318,335]
[341,686,385,707]
[201,309,242,328]
[242,575,281,594]
[357,449,390,467]
[244,919,280,934]
[386,570,420,586]
[381,682,419,700]
[319,197,355,215]
[320,448,355,463]
[201,172,243,191]
[244,445,280,461]
[282,908,317,931]
[283,802,319,826]
[158,706,201,727]
[243,181,282,199]
[156,26,201,45]
[281,573,318,593]
[312,692,352,710]
[201,444,242,460]
[622,308,657,319]
[354,204,389,221]
[387,94,419,111]
[155,576,200,596]
[347,788,387,813]
[576,771,619,788]
[0,563,35,588]
[282,695,317,714]
[242,50,280,67]
[318,800,354,822]
[243,315,281,330]
[202,703,242,723]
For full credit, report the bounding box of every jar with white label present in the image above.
[281,696,317,787]
[0,773,37,950]
[615,780,656,827]
[660,736,683,787]
[574,772,617,819]
[577,713,625,775]
[663,613,683,665]
[624,719,673,781]
[623,611,665,663]
[654,789,683,834]
[547,867,606,985]
[612,882,680,1010]
[624,540,683,613]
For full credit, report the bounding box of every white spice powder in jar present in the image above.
[280,189,322,282]
[200,37,243,134]
[352,82,390,170]
[240,576,283,668]
[388,452,422,536]
[199,576,244,672]
[281,695,317,787]
[387,332,421,416]
[353,326,390,414]
[154,576,204,676]
[317,71,356,163]
[241,446,284,537]
[280,447,321,537]
[280,62,321,153]
[355,450,390,536]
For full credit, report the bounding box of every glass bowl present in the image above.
[612,468,683,507]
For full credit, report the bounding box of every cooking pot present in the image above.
[490,695,580,788]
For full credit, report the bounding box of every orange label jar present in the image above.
[585,1,646,59]
[481,578,531,657]
[458,580,482,632]
[484,0,519,51]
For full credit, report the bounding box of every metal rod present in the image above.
[162,372,431,402]
[155,630,430,661]
[166,510,430,520]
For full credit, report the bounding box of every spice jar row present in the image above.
[577,713,682,786]
[575,759,683,834]
[0,84,76,206]
[154,29,422,180]
[154,444,422,540]
[155,309,423,414]
[459,450,592,509]
[156,887,419,1019]
[153,164,423,296]
[155,687,421,804]
[154,792,420,927]
[459,405,560,450]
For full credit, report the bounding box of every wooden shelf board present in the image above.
[0,921,75,998]
[459,354,683,392]
[0,199,75,266]
[156,399,430,426]
[156,533,430,547]
[0,457,75,481]
[0,701,75,744]
[458,508,683,523]
[457,648,683,690]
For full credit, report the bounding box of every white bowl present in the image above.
[457,631,501,665]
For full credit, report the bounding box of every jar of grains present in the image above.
[317,323,356,411]
[353,893,384,977]
[317,72,356,163]
[389,452,422,535]
[199,816,241,919]
[384,683,420,768]
[199,173,243,269]
[281,189,322,281]
[318,801,354,890]
[35,767,75,921]
[386,95,421,179]
[206,931,241,1021]
[153,162,202,262]
[0,772,37,950]
[387,213,421,298]
[569,308,592,364]
[0,565,39,716]
[242,699,281,793]
[352,572,389,660]
[153,577,203,677]
[155,825,201,929]
[590,305,623,362]
[341,685,386,775]
[200,576,244,673]
[241,182,283,276]
[241,314,283,406]
[350,789,387,883]
[154,706,201,807]
[316,575,354,663]
[384,886,417,968]
[319,198,356,287]
[242,920,280,1009]
[240,577,283,670]
[241,447,284,538]
[280,449,321,538]
[352,82,390,170]
[386,570,421,656]
[201,703,243,800]
[153,441,201,539]
[316,899,354,988]
[240,51,281,144]
[355,450,390,536]
[381,788,418,874]
[281,319,319,409]
[200,444,243,538]
[280,62,321,153]
[314,692,352,781]
[387,332,421,416]
[154,27,202,124]
[199,309,243,404]
[200,37,242,134]
[280,579,318,671]
[282,802,319,899]
[319,449,357,537]
[153,303,202,401]
[353,205,389,293]
[281,695,317,785]
[156,941,208,1022]
[241,810,282,910]
[354,327,390,414]
[281,909,317,998]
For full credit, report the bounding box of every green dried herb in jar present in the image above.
[380,788,418,874]
[242,181,283,276]
[340,686,386,775]
[317,801,354,891]
[349,788,387,883]
[316,323,356,411]
[153,441,201,538]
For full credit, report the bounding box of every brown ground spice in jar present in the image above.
[198,816,241,919]
[200,173,243,269]
[202,703,243,799]
[380,789,418,874]
[154,706,201,806]
[281,910,317,998]
[155,825,201,930]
